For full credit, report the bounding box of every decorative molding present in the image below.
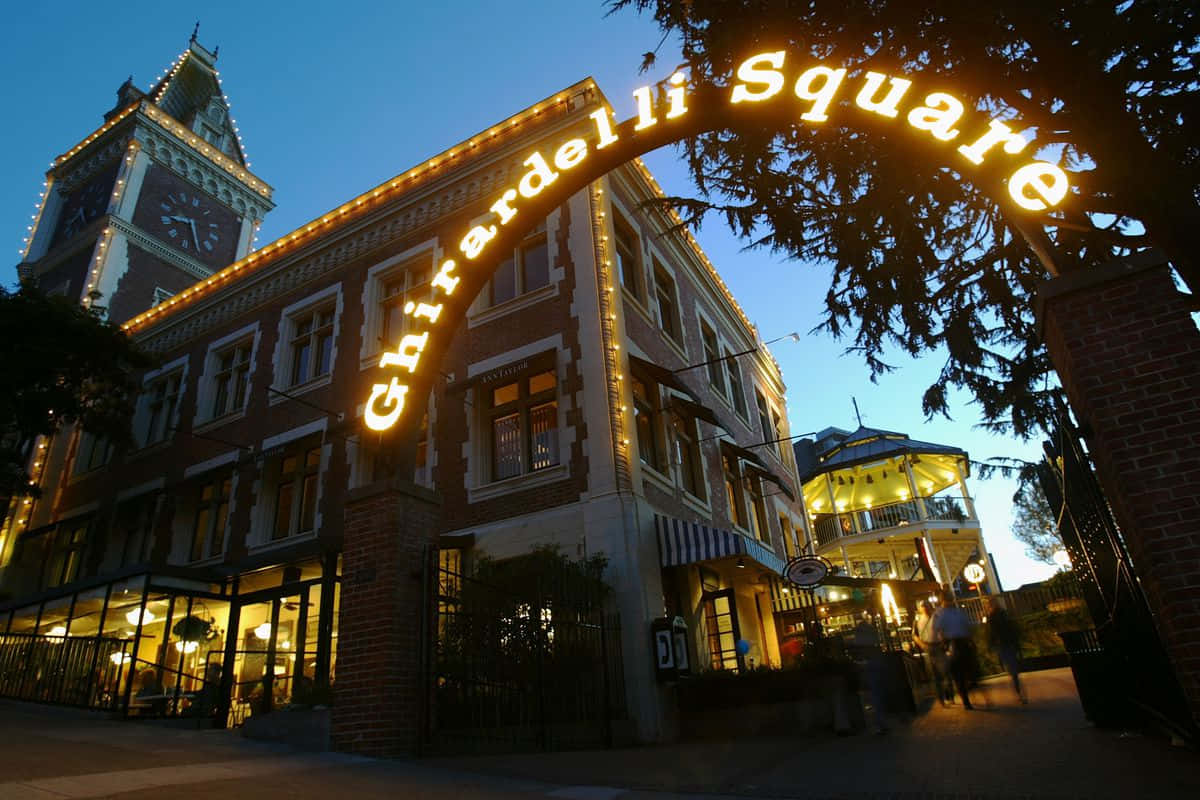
[136,157,526,354]
[107,215,213,281]
[57,135,133,192]
[138,120,271,221]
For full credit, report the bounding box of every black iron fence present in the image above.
[1040,412,1197,740]
[425,549,626,754]
[0,632,131,709]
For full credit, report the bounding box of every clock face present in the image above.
[156,189,224,256]
[133,165,239,267]
[53,166,117,245]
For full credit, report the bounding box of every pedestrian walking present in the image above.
[851,612,889,734]
[986,597,1027,703]
[932,591,978,709]
[914,599,953,705]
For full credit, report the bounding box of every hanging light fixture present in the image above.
[837,476,845,486]
[866,474,875,484]
[254,622,272,640]
[125,608,155,626]
[736,557,746,569]
[174,640,199,654]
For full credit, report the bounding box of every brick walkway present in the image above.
[0,669,1195,799]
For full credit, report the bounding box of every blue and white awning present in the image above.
[655,515,786,575]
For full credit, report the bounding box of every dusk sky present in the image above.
[2,1,1056,586]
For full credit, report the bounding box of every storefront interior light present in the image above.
[175,640,199,654]
[736,558,746,569]
[254,622,272,640]
[125,608,155,626]
[110,652,132,665]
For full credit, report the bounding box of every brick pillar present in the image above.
[1039,254,1200,725]
[332,478,440,756]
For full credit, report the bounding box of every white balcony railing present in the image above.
[811,496,973,547]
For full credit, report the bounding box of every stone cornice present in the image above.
[137,116,272,223]
[107,215,214,281]
[132,107,592,355]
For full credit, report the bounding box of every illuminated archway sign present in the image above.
[363,52,1073,432]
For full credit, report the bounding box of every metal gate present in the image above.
[1038,409,1196,739]
[423,548,627,754]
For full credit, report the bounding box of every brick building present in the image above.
[0,40,811,747]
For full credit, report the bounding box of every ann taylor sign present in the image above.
[363,52,1071,431]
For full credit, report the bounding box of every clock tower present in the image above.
[17,33,275,323]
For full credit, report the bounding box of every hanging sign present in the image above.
[962,563,987,584]
[784,555,833,588]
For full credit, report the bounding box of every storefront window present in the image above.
[68,587,108,637]
[9,603,41,634]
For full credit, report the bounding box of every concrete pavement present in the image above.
[0,669,1195,799]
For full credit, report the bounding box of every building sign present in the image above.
[963,562,987,584]
[363,53,1073,431]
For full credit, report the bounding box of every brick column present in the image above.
[1039,254,1200,725]
[332,478,440,756]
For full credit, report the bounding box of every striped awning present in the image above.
[655,514,786,575]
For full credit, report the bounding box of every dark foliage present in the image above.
[609,0,1200,437]
[0,283,153,499]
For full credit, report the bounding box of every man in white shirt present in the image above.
[931,591,977,709]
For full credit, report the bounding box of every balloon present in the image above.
[735,639,751,655]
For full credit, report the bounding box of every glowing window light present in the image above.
[125,608,155,626]
[254,622,272,640]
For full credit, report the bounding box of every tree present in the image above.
[1011,481,1061,564]
[610,0,1199,436]
[0,284,153,500]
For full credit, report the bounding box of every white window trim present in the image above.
[646,249,688,361]
[270,283,343,404]
[464,335,570,500]
[608,197,650,310]
[359,239,439,368]
[132,354,189,451]
[194,321,261,431]
[467,213,562,326]
[247,425,329,551]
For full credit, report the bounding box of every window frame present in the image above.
[612,210,645,303]
[724,349,749,419]
[289,305,335,388]
[483,364,560,484]
[631,371,667,476]
[699,320,725,395]
[211,340,253,419]
[672,414,706,502]
[189,476,232,562]
[723,454,748,530]
[272,444,323,542]
[652,259,683,346]
[487,224,550,308]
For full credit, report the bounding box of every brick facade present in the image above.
[1040,257,1200,725]
[333,479,440,756]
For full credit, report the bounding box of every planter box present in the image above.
[241,707,330,751]
[677,677,864,739]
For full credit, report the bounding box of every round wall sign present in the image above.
[962,563,987,584]
[784,556,832,588]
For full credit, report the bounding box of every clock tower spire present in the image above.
[17,34,275,324]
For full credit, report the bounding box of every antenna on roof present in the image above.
[852,397,863,427]
[191,21,200,43]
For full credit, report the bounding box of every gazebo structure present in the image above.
[794,426,1000,596]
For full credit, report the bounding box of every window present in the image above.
[747,474,770,543]
[673,416,705,501]
[113,494,156,568]
[380,264,431,348]
[75,432,111,473]
[632,375,664,473]
[781,514,796,558]
[45,521,88,588]
[273,446,322,540]
[613,212,643,300]
[290,307,334,386]
[755,390,781,455]
[211,341,252,418]
[723,454,747,529]
[490,226,550,306]
[485,367,558,482]
[700,321,725,393]
[190,477,231,561]
[653,261,682,344]
[724,350,748,417]
[152,287,174,306]
[142,372,181,446]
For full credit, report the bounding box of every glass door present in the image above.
[227,588,311,725]
[702,589,742,671]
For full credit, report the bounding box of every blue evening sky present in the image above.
[0,1,1055,586]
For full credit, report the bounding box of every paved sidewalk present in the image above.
[434,669,1200,799]
[0,669,1196,799]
